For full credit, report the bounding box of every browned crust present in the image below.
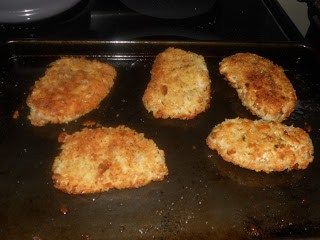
[219,53,297,122]
[142,47,211,119]
[52,126,168,194]
[206,118,314,173]
[27,57,117,126]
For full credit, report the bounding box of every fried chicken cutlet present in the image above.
[143,47,211,119]
[27,57,116,126]
[52,126,168,194]
[206,118,314,173]
[219,53,297,122]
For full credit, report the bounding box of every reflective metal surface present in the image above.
[0,41,319,240]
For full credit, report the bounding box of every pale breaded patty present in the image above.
[27,57,117,126]
[52,126,168,194]
[219,53,297,122]
[142,47,211,119]
[206,118,313,173]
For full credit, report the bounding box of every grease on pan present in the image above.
[211,152,305,187]
[143,47,211,120]
[52,126,168,194]
[27,57,117,126]
[219,53,297,122]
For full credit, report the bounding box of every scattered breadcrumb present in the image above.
[206,118,314,173]
[82,120,98,127]
[27,57,117,126]
[143,47,211,119]
[304,122,312,133]
[59,204,69,215]
[219,53,297,122]
[12,110,19,119]
[58,132,68,143]
[52,125,168,194]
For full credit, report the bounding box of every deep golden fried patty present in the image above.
[142,47,211,119]
[52,126,168,194]
[27,57,116,126]
[219,53,297,122]
[206,118,314,173]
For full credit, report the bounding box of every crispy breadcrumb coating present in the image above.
[52,126,168,194]
[219,53,297,122]
[27,57,116,126]
[143,48,211,119]
[206,118,313,173]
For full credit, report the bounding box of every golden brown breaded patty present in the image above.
[52,126,168,194]
[142,47,211,119]
[206,118,313,173]
[219,53,297,122]
[27,57,117,126]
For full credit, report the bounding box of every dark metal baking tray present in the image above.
[0,40,319,240]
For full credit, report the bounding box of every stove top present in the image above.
[0,0,304,42]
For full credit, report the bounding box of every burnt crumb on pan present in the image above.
[32,236,42,240]
[81,234,91,240]
[138,225,154,235]
[304,122,312,133]
[119,225,126,233]
[81,120,99,127]
[300,198,309,206]
[246,223,264,238]
[142,47,212,119]
[52,125,168,194]
[58,132,68,143]
[12,110,19,119]
[249,225,261,237]
[59,204,69,215]
[27,57,117,126]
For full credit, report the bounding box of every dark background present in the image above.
[0,0,317,43]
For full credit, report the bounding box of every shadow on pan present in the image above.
[204,147,311,188]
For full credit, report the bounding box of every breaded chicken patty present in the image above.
[142,47,211,119]
[27,57,116,126]
[219,53,297,122]
[52,126,168,194]
[206,118,313,173]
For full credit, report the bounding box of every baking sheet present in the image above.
[0,40,319,240]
